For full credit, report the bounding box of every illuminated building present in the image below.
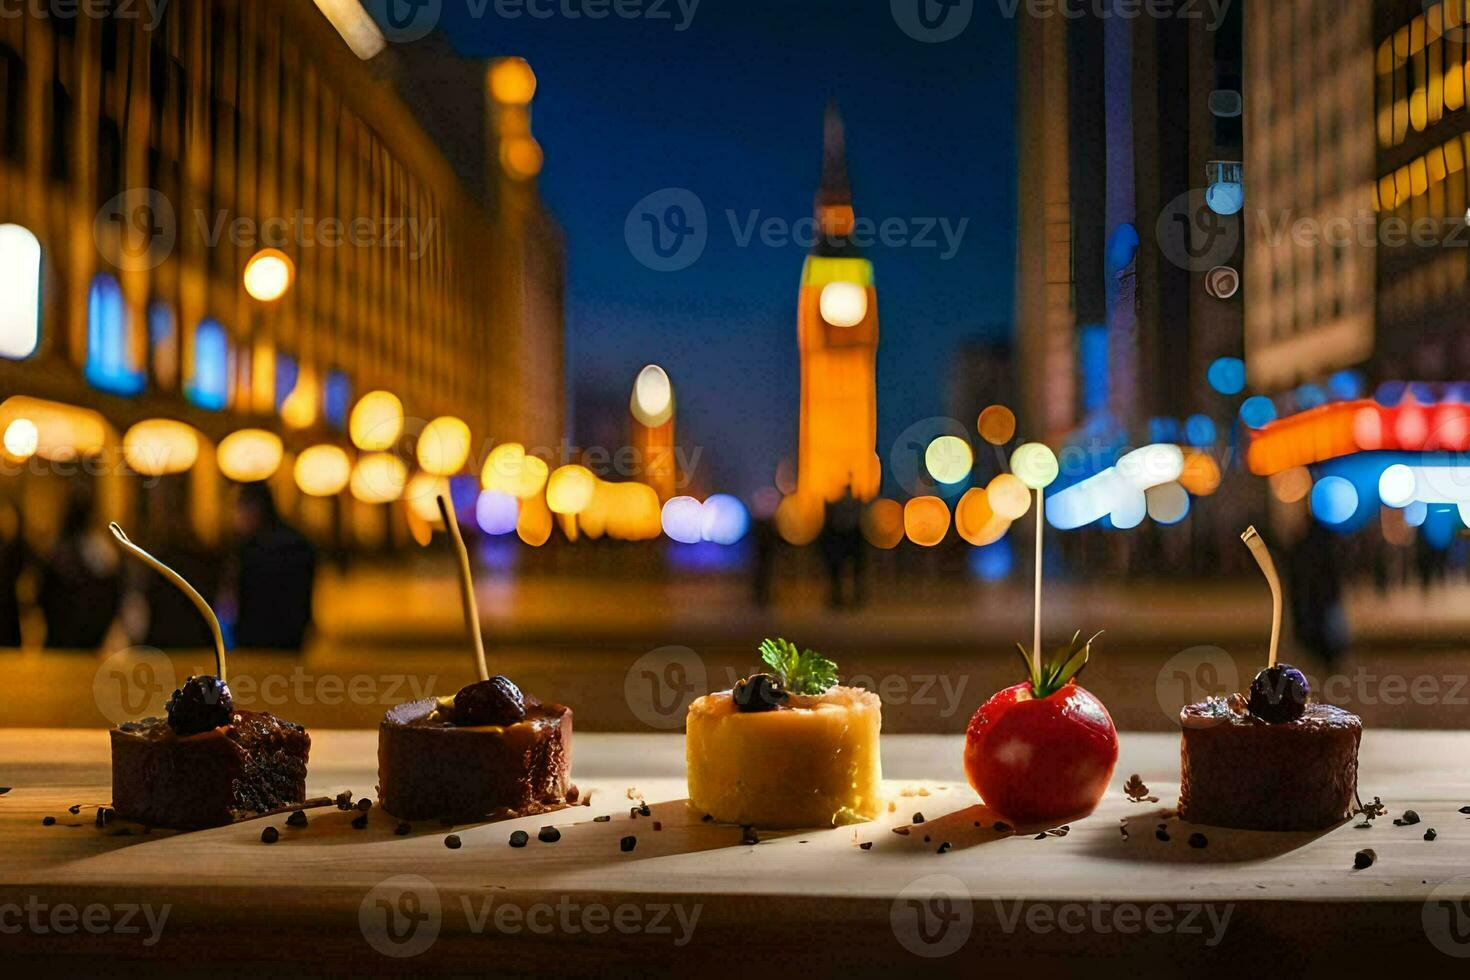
[1372,0,1470,379]
[1243,1,1376,390]
[795,103,881,503]
[1016,6,1246,438]
[0,2,564,547]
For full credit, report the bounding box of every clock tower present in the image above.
[795,103,881,504]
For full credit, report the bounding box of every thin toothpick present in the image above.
[437,495,489,682]
[1033,488,1044,678]
[1241,526,1282,668]
[109,523,227,682]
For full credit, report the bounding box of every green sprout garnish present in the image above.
[1014,630,1102,700]
[759,638,838,696]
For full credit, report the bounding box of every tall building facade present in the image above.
[795,104,881,504]
[1243,0,1377,391]
[1373,0,1470,381]
[1016,4,1247,442]
[0,0,564,546]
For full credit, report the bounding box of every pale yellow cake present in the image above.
[685,685,883,828]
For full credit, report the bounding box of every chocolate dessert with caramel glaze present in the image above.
[377,676,574,822]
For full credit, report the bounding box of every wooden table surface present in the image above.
[2,728,1469,976]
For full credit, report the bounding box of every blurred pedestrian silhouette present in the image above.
[39,487,122,649]
[1287,520,1348,668]
[820,487,866,609]
[138,520,220,650]
[227,482,317,650]
[0,500,28,647]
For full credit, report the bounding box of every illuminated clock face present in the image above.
[818,281,868,328]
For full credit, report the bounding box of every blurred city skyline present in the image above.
[437,0,1019,498]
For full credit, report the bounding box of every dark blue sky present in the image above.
[440,0,1017,497]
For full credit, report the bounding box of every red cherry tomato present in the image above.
[963,680,1119,827]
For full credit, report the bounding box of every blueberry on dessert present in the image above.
[685,638,883,829]
[1177,528,1361,832]
[107,524,310,830]
[376,497,573,822]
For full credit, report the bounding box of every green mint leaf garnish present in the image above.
[758,638,838,695]
[1017,630,1102,699]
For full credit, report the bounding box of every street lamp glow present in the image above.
[350,391,404,451]
[294,445,352,497]
[243,249,294,302]
[350,452,408,504]
[122,419,199,477]
[218,429,284,483]
[925,435,974,485]
[546,464,596,515]
[417,416,472,476]
[818,280,868,328]
[1379,463,1417,508]
[0,223,42,360]
[2,418,38,460]
[987,474,1032,520]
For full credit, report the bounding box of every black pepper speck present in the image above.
[42,816,55,826]
[444,834,462,849]
[509,830,529,848]
[261,826,279,844]
[1354,848,1377,870]
[620,835,637,852]
[538,826,561,843]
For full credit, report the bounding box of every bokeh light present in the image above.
[904,496,951,547]
[1010,442,1059,490]
[662,495,704,544]
[1184,414,1217,447]
[489,57,537,105]
[481,443,549,499]
[517,492,553,546]
[476,490,519,535]
[818,281,868,328]
[1207,357,1247,395]
[774,493,823,545]
[700,494,750,545]
[977,405,1017,446]
[546,464,597,515]
[405,473,451,526]
[1145,482,1191,525]
[1269,466,1313,504]
[123,419,200,477]
[1239,395,1277,429]
[925,435,974,485]
[1110,491,1148,530]
[987,473,1031,520]
[416,416,472,476]
[350,452,408,504]
[969,536,1014,582]
[350,391,404,451]
[1179,450,1223,496]
[861,499,904,549]
[955,487,1010,546]
[3,418,38,460]
[631,365,674,427]
[1310,475,1359,525]
[242,248,294,302]
[1378,463,1417,508]
[218,429,284,483]
[0,397,107,462]
[294,445,351,497]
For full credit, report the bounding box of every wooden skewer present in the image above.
[437,495,489,682]
[1033,488,1044,677]
[1241,526,1282,668]
[109,523,227,683]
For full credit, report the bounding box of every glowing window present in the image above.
[85,273,144,396]
[325,370,352,430]
[148,301,177,387]
[0,223,41,359]
[186,318,230,411]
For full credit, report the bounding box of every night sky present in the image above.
[439,0,1017,498]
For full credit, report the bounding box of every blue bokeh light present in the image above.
[1310,476,1359,525]
[1239,395,1277,429]
[1207,357,1247,395]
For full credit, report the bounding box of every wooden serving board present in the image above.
[2,729,1468,976]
